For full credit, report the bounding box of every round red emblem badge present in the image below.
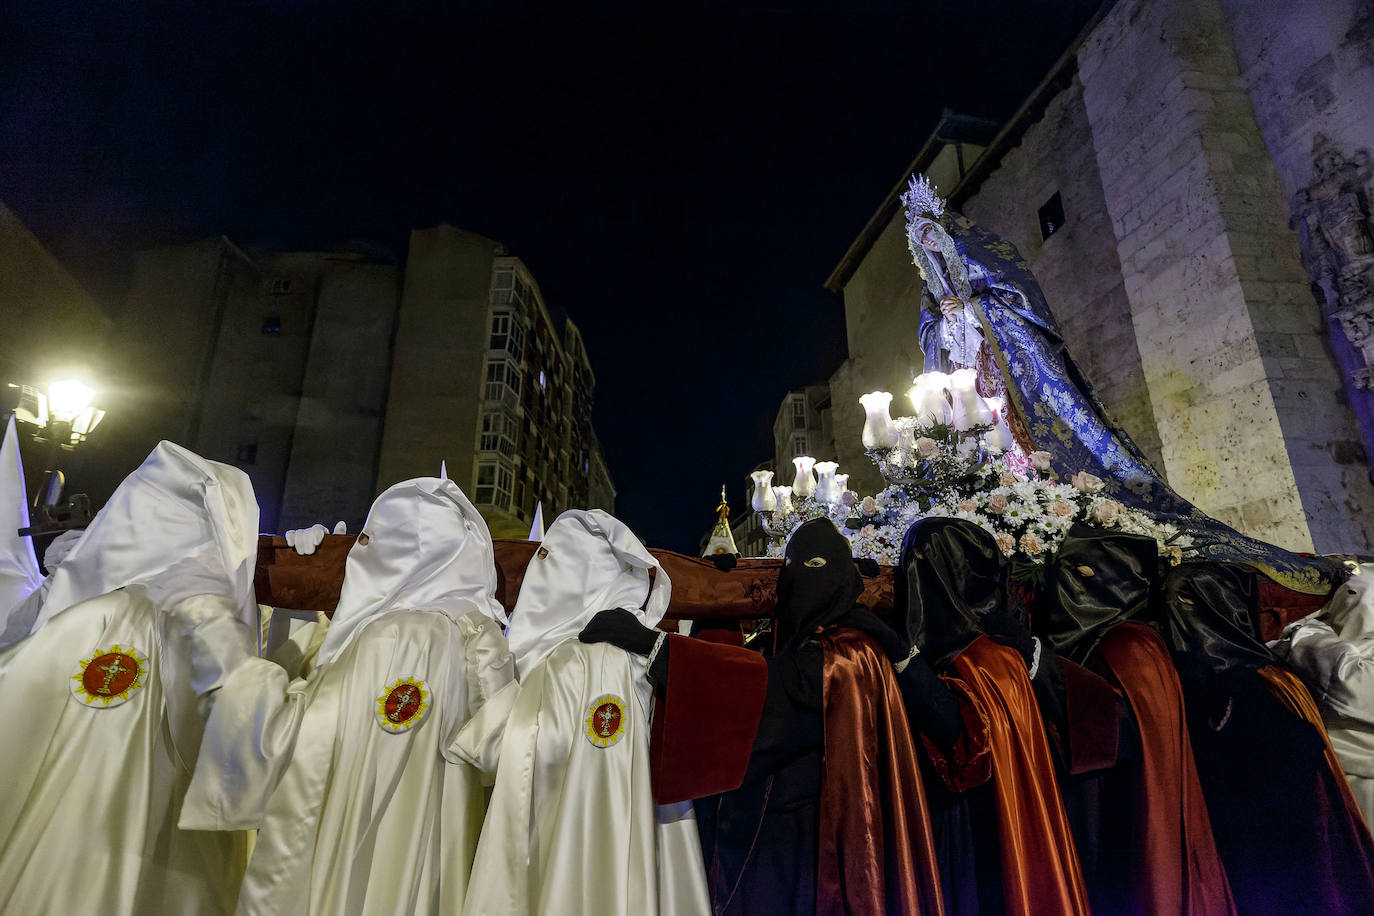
[585,693,628,747]
[71,644,149,708]
[386,684,423,724]
[375,677,430,733]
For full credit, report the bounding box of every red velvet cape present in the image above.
[650,633,769,806]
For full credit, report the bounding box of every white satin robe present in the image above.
[453,639,711,916]
[1286,613,1374,828]
[181,607,513,915]
[0,586,250,914]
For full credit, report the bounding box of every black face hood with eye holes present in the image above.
[774,518,864,653]
[896,517,1008,668]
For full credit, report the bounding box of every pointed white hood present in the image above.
[316,476,503,666]
[31,440,260,634]
[506,508,669,678]
[0,417,42,621]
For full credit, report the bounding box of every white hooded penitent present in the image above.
[504,508,670,679]
[30,438,260,635]
[180,476,514,916]
[0,440,260,915]
[0,417,42,643]
[1277,562,1374,828]
[454,509,709,916]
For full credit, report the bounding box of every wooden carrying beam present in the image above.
[254,534,897,622]
[252,534,1322,637]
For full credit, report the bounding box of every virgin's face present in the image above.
[919,223,942,252]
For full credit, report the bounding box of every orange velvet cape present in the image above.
[929,635,1091,916]
[1095,623,1235,916]
[816,629,944,916]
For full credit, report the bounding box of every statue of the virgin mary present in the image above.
[902,173,1346,594]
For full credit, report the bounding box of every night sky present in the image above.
[3,0,1099,553]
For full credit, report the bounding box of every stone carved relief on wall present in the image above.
[1293,133,1374,389]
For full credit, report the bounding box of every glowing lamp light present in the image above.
[858,391,899,449]
[948,368,992,431]
[773,485,794,514]
[814,461,840,504]
[908,372,951,426]
[792,456,816,498]
[983,396,1015,452]
[47,379,96,423]
[750,470,777,512]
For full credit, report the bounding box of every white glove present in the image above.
[285,524,325,556]
[284,522,346,555]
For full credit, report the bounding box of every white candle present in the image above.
[834,473,849,496]
[948,368,992,431]
[773,485,794,514]
[792,456,816,498]
[814,461,839,504]
[858,391,899,448]
[750,470,777,511]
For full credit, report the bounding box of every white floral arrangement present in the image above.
[757,376,1195,572]
[763,452,1193,574]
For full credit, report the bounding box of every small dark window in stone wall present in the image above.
[236,443,258,466]
[262,315,282,336]
[1038,192,1065,241]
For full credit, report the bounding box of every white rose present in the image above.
[1089,499,1122,525]
[1029,451,1053,471]
[1070,471,1105,494]
[914,437,941,460]
[861,496,878,516]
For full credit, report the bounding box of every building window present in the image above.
[1038,191,1065,241]
[475,461,514,510]
[269,277,292,295]
[791,396,806,429]
[261,315,281,336]
[484,360,522,406]
[479,410,518,457]
[490,313,510,350]
[489,313,525,361]
[494,270,513,290]
[791,434,808,458]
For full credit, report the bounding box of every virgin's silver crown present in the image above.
[902,173,946,223]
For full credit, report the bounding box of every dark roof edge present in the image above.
[823,0,1116,293]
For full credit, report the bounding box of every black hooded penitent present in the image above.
[1043,524,1160,663]
[774,518,865,654]
[897,517,1008,667]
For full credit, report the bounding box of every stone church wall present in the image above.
[1079,0,1374,553]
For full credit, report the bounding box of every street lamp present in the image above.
[9,378,105,536]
